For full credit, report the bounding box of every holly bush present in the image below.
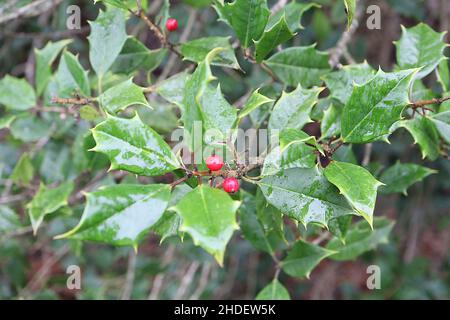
[0,0,449,300]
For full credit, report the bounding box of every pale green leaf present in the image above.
[10,153,34,185]
[88,8,127,77]
[320,104,341,140]
[268,85,322,131]
[27,182,74,234]
[395,23,447,79]
[437,59,449,92]
[56,184,170,247]
[54,51,91,97]
[99,78,149,114]
[265,45,331,87]
[344,0,356,29]
[171,185,241,265]
[267,2,319,31]
[256,280,291,300]
[324,161,383,227]
[0,206,22,234]
[0,75,36,111]
[155,71,190,110]
[181,36,240,69]
[430,110,450,144]
[238,89,273,121]
[91,114,180,176]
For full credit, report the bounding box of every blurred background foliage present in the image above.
[0,0,449,300]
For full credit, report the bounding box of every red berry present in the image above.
[223,178,239,193]
[166,18,178,32]
[206,155,224,172]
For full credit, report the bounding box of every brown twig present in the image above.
[410,96,450,109]
[51,97,95,105]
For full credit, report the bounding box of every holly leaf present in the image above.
[181,36,240,69]
[111,37,167,74]
[170,185,241,265]
[395,23,448,79]
[324,161,383,228]
[395,116,441,160]
[237,89,274,121]
[320,104,342,140]
[265,45,331,87]
[0,75,36,111]
[10,153,34,185]
[267,2,319,31]
[215,0,270,48]
[268,85,323,131]
[54,51,91,98]
[91,114,180,176]
[437,59,449,92]
[258,167,356,228]
[155,71,190,111]
[327,217,394,261]
[281,240,335,278]
[88,8,127,78]
[56,184,170,248]
[256,280,291,300]
[239,191,283,255]
[254,15,295,63]
[344,0,356,29]
[379,162,437,195]
[262,130,317,176]
[35,39,72,96]
[0,206,22,234]
[341,69,417,143]
[27,182,74,234]
[99,78,149,114]
[322,62,375,105]
[0,114,16,129]
[429,110,450,144]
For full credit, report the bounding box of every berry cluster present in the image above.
[206,155,239,194]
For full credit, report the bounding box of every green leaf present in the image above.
[322,62,375,105]
[56,184,171,248]
[10,114,52,142]
[91,114,180,176]
[395,116,441,160]
[268,85,323,131]
[0,114,16,129]
[111,37,167,74]
[99,78,149,113]
[155,71,190,110]
[267,2,319,31]
[262,130,317,176]
[79,105,101,121]
[10,153,34,185]
[88,8,127,77]
[239,191,283,255]
[341,69,417,143]
[328,215,352,243]
[27,182,74,234]
[258,167,356,228]
[333,145,357,164]
[430,110,450,144]
[35,39,72,96]
[171,185,241,265]
[344,0,356,29]
[395,23,447,79]
[182,48,237,148]
[265,45,331,87]
[181,36,240,69]
[324,161,383,227]
[256,279,291,300]
[281,240,335,278]
[94,0,146,10]
[320,104,341,140]
[255,15,295,63]
[0,206,22,234]
[327,217,394,261]
[379,162,437,195]
[215,0,270,48]
[238,89,273,121]
[0,75,36,111]
[437,59,449,92]
[54,51,91,97]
